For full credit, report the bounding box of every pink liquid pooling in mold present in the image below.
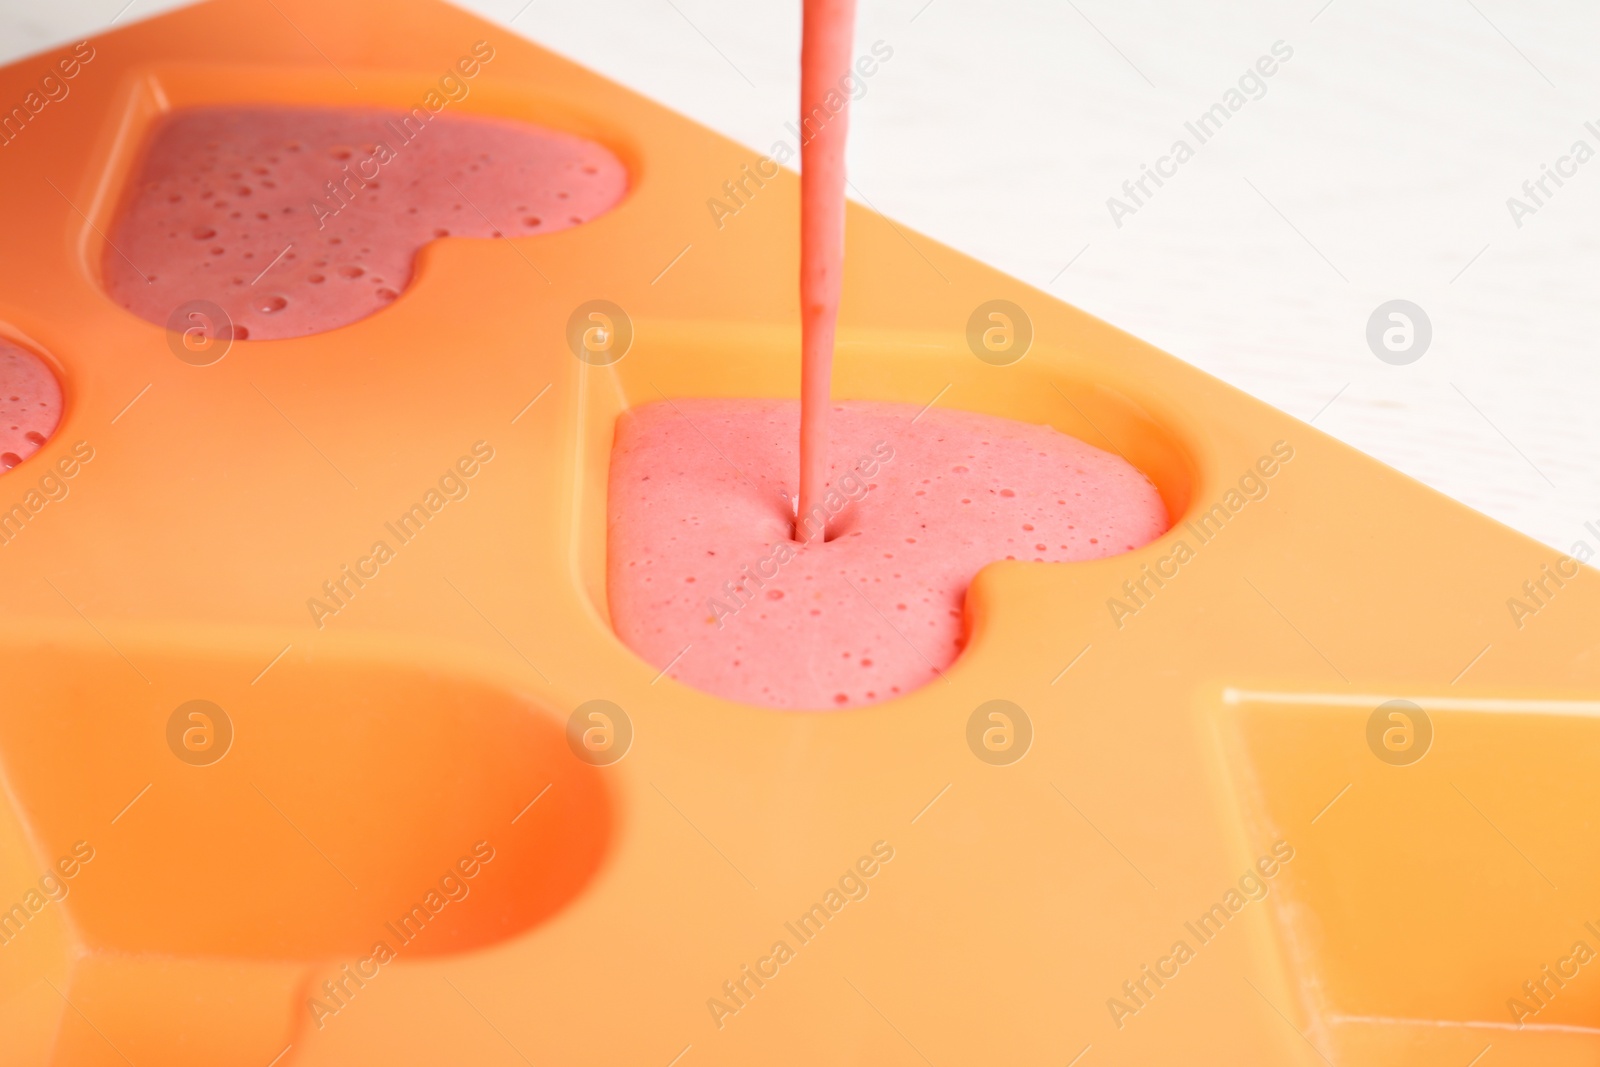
[0,340,63,471]
[606,399,1168,710]
[104,106,627,341]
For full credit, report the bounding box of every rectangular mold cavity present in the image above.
[1212,688,1600,1066]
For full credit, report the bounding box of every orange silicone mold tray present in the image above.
[1,2,1597,1065]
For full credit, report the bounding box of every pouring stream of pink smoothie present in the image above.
[796,0,857,540]
[602,3,1170,708]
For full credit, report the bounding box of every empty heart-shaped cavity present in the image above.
[607,398,1168,709]
[0,338,62,471]
[0,632,613,960]
[102,105,628,341]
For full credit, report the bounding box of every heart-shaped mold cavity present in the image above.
[0,633,613,960]
[0,338,63,472]
[102,105,628,341]
[607,397,1168,709]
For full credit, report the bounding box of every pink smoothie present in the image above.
[105,106,627,341]
[0,340,63,470]
[797,0,857,536]
[607,399,1167,709]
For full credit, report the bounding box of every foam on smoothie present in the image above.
[0,340,63,471]
[607,399,1167,709]
[105,107,627,341]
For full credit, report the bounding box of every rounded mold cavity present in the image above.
[0,336,64,472]
[0,636,614,960]
[575,327,1197,711]
[99,103,630,342]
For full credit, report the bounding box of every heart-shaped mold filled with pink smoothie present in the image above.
[0,339,63,471]
[104,106,627,341]
[606,399,1168,709]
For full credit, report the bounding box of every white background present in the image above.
[6,0,1597,556]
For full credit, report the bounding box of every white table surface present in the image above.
[5,0,1596,557]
